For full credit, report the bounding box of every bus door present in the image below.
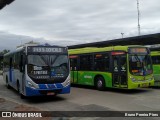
[9,56,17,88]
[20,54,25,93]
[111,52,127,88]
[70,56,78,83]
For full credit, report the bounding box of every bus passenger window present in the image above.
[80,55,93,71]
[120,56,126,72]
[94,53,109,71]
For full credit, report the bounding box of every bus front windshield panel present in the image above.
[129,54,152,76]
[27,55,69,79]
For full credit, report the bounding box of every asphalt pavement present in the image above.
[0,75,160,119]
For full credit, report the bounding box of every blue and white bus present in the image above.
[3,44,70,98]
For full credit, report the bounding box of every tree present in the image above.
[0,49,10,55]
[0,49,10,70]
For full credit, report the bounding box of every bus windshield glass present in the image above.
[27,54,69,79]
[129,54,152,76]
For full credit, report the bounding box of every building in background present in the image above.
[0,0,14,10]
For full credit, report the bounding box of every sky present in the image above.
[0,0,160,50]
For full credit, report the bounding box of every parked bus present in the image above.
[3,44,70,98]
[151,51,160,86]
[69,46,154,90]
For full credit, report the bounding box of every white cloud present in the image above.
[0,0,160,50]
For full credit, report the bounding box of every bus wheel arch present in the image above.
[17,80,26,99]
[94,75,105,91]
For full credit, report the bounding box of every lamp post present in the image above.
[137,0,141,36]
[121,33,124,38]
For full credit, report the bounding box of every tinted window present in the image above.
[129,55,152,76]
[80,55,93,71]
[70,56,78,70]
[152,56,160,64]
[94,53,110,71]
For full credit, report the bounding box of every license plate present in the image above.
[47,92,55,95]
[142,83,148,87]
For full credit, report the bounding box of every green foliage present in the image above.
[0,49,10,70]
[0,49,10,55]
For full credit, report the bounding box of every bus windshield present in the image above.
[129,54,152,76]
[27,54,69,79]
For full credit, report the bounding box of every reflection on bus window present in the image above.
[129,55,152,76]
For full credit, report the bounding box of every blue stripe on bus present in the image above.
[9,68,12,82]
[38,83,63,89]
[25,85,70,96]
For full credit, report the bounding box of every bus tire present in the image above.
[95,76,105,91]
[6,76,11,89]
[17,81,26,99]
[20,94,26,99]
[53,93,57,97]
[17,81,20,93]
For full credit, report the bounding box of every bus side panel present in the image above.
[103,73,112,88]
[12,69,17,89]
[70,71,78,84]
[14,69,23,91]
[77,71,94,85]
[71,71,74,83]
[153,65,160,86]
[9,67,17,89]
[76,71,112,87]
[127,73,154,89]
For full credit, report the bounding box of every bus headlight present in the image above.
[130,76,136,82]
[147,77,154,81]
[62,75,70,87]
[27,81,39,89]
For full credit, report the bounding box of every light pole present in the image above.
[137,0,141,36]
[121,33,124,38]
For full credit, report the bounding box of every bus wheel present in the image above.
[53,93,57,97]
[17,81,26,99]
[95,76,105,91]
[20,94,26,99]
[6,77,11,89]
[17,81,20,93]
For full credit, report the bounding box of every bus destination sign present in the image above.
[129,48,148,54]
[27,46,67,54]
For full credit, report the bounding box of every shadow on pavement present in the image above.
[25,95,66,104]
[150,86,160,89]
[71,84,153,94]
[3,84,67,103]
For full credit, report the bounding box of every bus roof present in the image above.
[68,33,160,49]
[4,47,24,57]
[69,45,146,55]
[151,51,160,56]
[4,44,68,57]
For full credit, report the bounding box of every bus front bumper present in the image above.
[25,84,70,96]
[128,80,154,89]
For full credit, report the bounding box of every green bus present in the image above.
[69,46,154,90]
[151,51,160,86]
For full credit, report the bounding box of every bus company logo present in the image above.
[84,75,92,79]
[2,112,11,117]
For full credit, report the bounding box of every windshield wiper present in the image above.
[40,55,59,67]
[134,54,143,67]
